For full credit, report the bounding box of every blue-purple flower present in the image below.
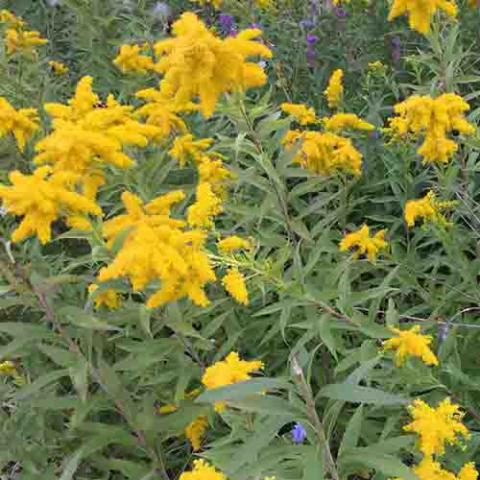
[218,13,237,37]
[305,33,318,67]
[291,423,307,443]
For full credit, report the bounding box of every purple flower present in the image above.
[291,423,307,444]
[305,34,318,67]
[299,19,316,29]
[218,13,236,36]
[333,6,348,17]
[391,36,401,64]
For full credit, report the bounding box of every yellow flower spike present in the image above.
[179,460,226,480]
[281,103,317,126]
[0,361,18,376]
[169,134,214,166]
[98,191,216,309]
[404,191,457,228]
[339,224,387,261]
[324,69,344,109]
[153,12,272,117]
[4,27,47,56]
[0,167,101,244]
[113,44,155,74]
[202,352,263,412]
[185,415,209,451]
[322,113,375,133]
[48,60,69,75]
[222,268,249,305]
[35,76,161,196]
[282,129,362,176]
[0,97,39,151]
[0,10,25,28]
[388,93,474,164]
[187,182,223,229]
[88,284,122,310]
[383,325,438,366]
[388,0,457,35]
[413,457,478,480]
[217,236,251,254]
[404,398,469,457]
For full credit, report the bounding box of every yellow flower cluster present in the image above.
[0,167,101,244]
[0,360,25,385]
[88,284,122,310]
[282,86,372,176]
[113,44,154,74]
[388,93,475,164]
[405,398,469,457]
[0,97,39,151]
[404,191,457,228]
[339,224,387,261]
[399,398,476,480]
[388,0,457,34]
[202,352,263,411]
[35,76,160,199]
[49,60,69,75]
[97,191,216,309]
[324,69,344,109]
[217,235,251,254]
[158,389,208,451]
[179,460,226,480]
[282,130,363,176]
[322,113,374,133]
[281,103,317,125]
[115,13,272,118]
[383,325,438,366]
[0,9,47,56]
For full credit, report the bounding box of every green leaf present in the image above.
[195,378,289,404]
[228,395,303,417]
[59,306,121,331]
[340,449,417,480]
[338,405,363,457]
[318,384,408,405]
[59,448,84,480]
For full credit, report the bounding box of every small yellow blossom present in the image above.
[414,457,478,480]
[0,10,25,29]
[135,88,192,140]
[222,268,249,305]
[169,134,214,165]
[4,27,47,55]
[179,460,226,480]
[322,113,374,133]
[35,76,160,198]
[283,130,362,176]
[388,93,474,164]
[324,69,344,109]
[88,284,122,310]
[153,12,272,117]
[98,191,216,309]
[0,97,39,151]
[339,224,387,261]
[281,103,317,125]
[185,415,209,451]
[388,0,457,35]
[49,60,69,75]
[368,60,386,73]
[404,398,469,457]
[113,44,155,74]
[404,191,456,228]
[217,235,251,254]
[0,167,101,244]
[383,325,438,366]
[0,360,17,376]
[202,352,263,412]
[187,182,223,229]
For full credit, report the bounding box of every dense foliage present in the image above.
[1,1,480,479]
